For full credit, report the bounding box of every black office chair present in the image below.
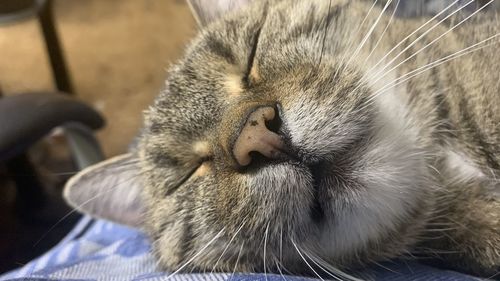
[0,0,106,272]
[0,0,105,214]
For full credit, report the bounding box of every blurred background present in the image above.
[0,0,195,273]
[1,0,196,156]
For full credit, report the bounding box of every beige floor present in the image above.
[0,0,197,156]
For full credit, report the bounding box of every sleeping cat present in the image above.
[64,0,500,278]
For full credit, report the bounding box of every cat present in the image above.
[64,0,500,278]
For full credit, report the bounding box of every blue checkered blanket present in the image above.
[0,216,484,281]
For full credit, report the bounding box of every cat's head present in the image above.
[65,0,433,274]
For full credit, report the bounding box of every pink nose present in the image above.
[233,106,284,166]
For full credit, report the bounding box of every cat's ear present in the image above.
[63,153,144,228]
[187,0,251,27]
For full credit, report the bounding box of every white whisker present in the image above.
[264,223,270,281]
[348,0,394,65]
[367,34,499,104]
[280,224,284,265]
[366,0,475,82]
[370,0,495,86]
[357,0,379,35]
[210,219,247,273]
[335,0,380,78]
[166,228,226,280]
[364,0,401,63]
[229,242,245,281]
[291,239,325,281]
[301,248,363,281]
[339,0,472,106]
[365,0,462,75]
[274,260,288,281]
[487,270,500,279]
[372,261,401,275]
[423,227,459,232]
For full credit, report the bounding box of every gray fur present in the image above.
[65,0,500,278]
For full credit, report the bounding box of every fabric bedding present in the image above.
[0,216,484,281]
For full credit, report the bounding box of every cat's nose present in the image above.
[233,106,284,167]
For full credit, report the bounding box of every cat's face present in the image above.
[138,0,432,273]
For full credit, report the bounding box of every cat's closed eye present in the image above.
[243,27,262,86]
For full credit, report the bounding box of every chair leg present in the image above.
[37,0,74,94]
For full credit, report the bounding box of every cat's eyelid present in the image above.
[165,156,213,195]
[165,164,200,196]
[200,155,213,163]
[243,27,262,86]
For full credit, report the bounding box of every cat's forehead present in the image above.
[147,0,353,138]
[162,2,342,91]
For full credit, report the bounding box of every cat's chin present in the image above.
[306,144,432,266]
[245,160,317,229]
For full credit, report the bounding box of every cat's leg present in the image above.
[418,178,500,277]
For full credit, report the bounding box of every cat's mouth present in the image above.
[244,142,328,224]
[309,163,326,223]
